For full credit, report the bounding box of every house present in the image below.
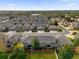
[5,34,72,50]
[30,14,49,27]
[0,25,5,31]
[49,25,60,30]
[21,35,57,49]
[61,18,70,27]
[70,22,79,29]
[5,34,21,48]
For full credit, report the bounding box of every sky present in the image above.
[0,0,79,10]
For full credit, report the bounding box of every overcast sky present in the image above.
[0,0,79,10]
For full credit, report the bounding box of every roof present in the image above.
[6,33,72,48]
[31,14,41,16]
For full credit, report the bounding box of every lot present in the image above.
[72,55,79,59]
[27,50,56,59]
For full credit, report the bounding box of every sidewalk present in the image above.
[55,51,59,59]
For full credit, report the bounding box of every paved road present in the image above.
[21,26,70,36]
[0,20,9,24]
[4,25,70,36]
[59,26,70,35]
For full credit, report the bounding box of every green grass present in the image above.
[27,50,56,59]
[72,55,79,59]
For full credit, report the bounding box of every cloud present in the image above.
[7,3,16,6]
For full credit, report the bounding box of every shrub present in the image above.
[31,37,40,49]
[44,27,50,32]
[72,32,77,35]
[32,27,37,32]
[57,29,63,32]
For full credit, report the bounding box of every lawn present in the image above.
[27,50,56,59]
[70,29,79,33]
[66,34,75,40]
[72,55,79,59]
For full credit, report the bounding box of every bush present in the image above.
[53,21,58,26]
[16,27,25,32]
[58,45,74,59]
[0,52,8,59]
[57,29,63,32]
[73,38,79,46]
[9,43,26,59]
[31,37,40,49]
[32,27,37,32]
[2,27,9,32]
[72,32,77,35]
[44,27,50,32]
[8,52,17,59]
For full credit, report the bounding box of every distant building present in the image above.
[70,22,79,29]
[61,18,70,27]
[30,14,49,27]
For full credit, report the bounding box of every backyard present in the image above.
[27,50,56,59]
[72,55,79,59]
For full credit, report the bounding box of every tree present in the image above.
[44,27,50,32]
[53,20,58,26]
[31,37,40,49]
[2,27,9,32]
[0,51,8,59]
[58,45,74,59]
[32,27,37,32]
[63,48,73,59]
[57,29,63,32]
[73,38,79,46]
[17,48,26,59]
[16,26,25,32]
[8,52,17,59]
[8,42,26,59]
[65,17,74,22]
